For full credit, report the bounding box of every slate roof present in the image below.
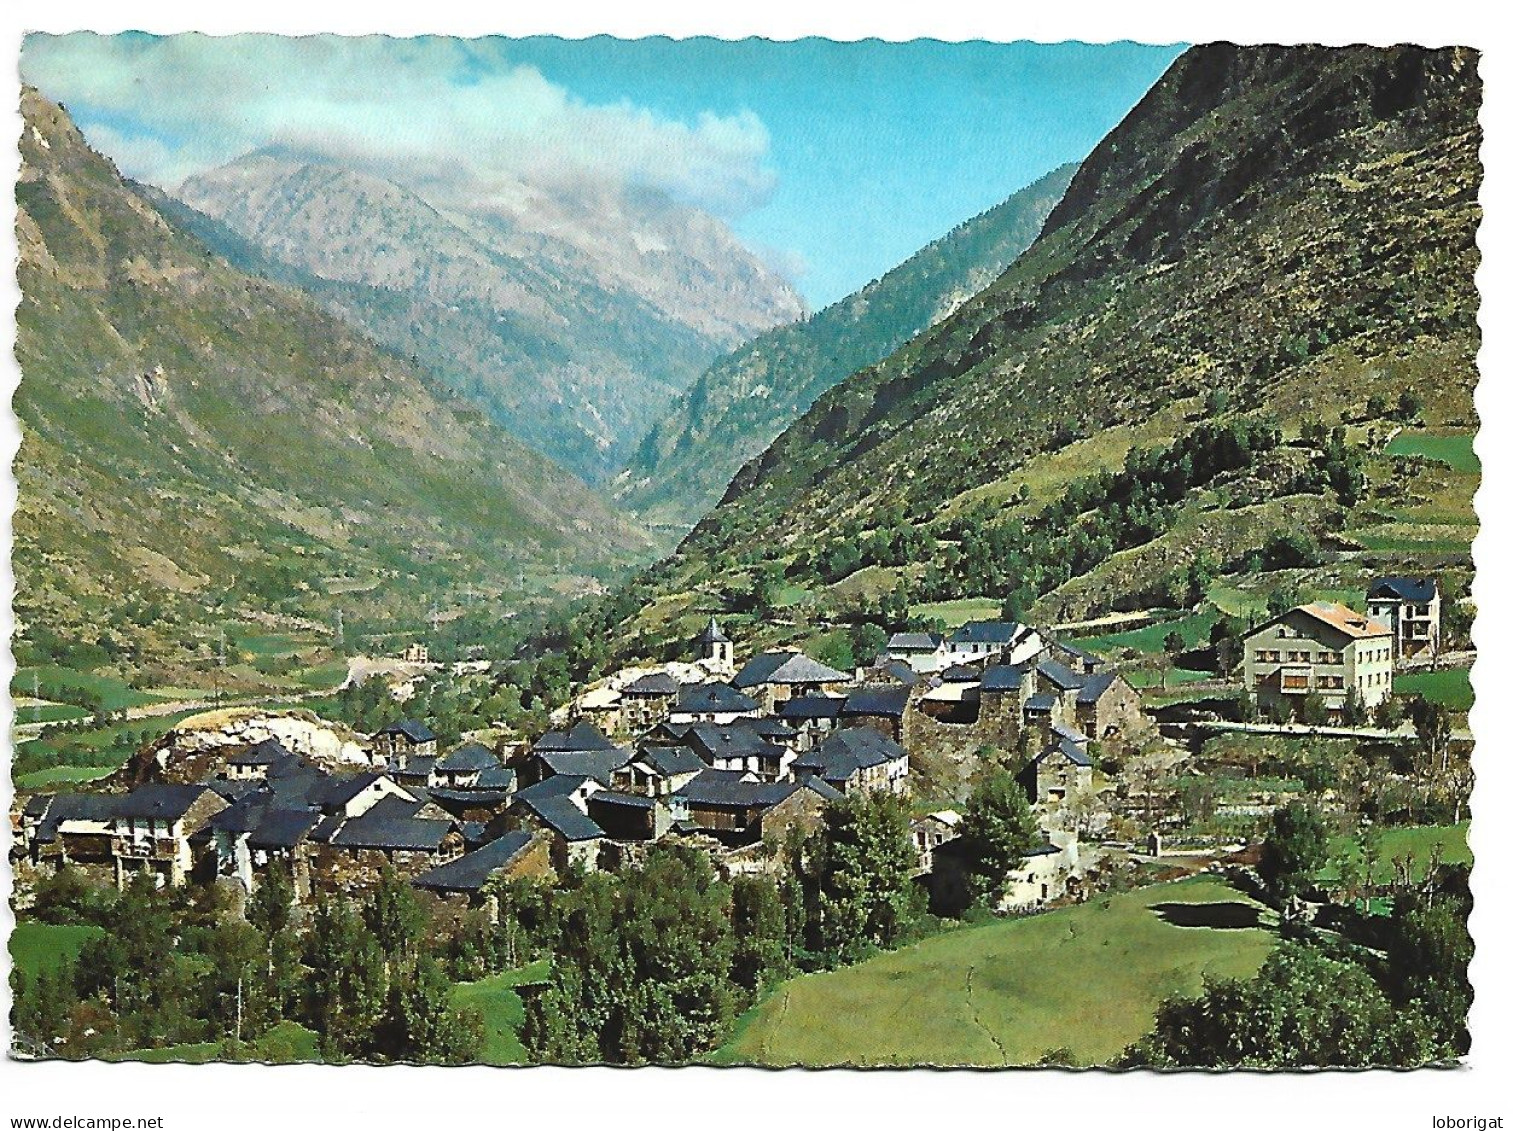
[228,739,292,766]
[675,682,760,715]
[791,728,906,784]
[842,684,910,719]
[411,832,536,893]
[1368,576,1438,603]
[1025,693,1057,713]
[376,719,436,744]
[696,618,731,644]
[392,756,437,783]
[437,743,499,773]
[778,694,845,721]
[208,779,264,803]
[948,621,1025,645]
[887,632,943,652]
[532,719,618,754]
[537,747,633,785]
[622,672,680,696]
[1035,736,1094,767]
[981,664,1029,692]
[112,783,213,822]
[248,808,322,849]
[516,795,604,842]
[512,774,591,806]
[1075,671,1120,706]
[587,790,657,811]
[682,723,780,763]
[31,793,122,842]
[1052,640,1105,669]
[475,766,517,791]
[1035,659,1087,692]
[636,745,707,777]
[329,811,454,852]
[732,651,847,689]
[874,660,921,687]
[941,664,982,683]
[311,772,391,810]
[675,770,799,809]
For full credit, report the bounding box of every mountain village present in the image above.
[12,575,1452,925]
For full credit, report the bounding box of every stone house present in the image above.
[1017,730,1095,806]
[790,727,909,795]
[910,810,961,875]
[777,693,845,750]
[585,790,676,841]
[15,793,120,882]
[672,769,832,846]
[411,830,553,913]
[680,721,795,782]
[840,684,911,744]
[370,719,438,769]
[610,745,706,797]
[618,672,680,734]
[224,738,295,781]
[942,621,1044,666]
[1366,576,1442,661]
[929,829,1081,914]
[1242,602,1394,718]
[108,783,228,889]
[312,793,465,893]
[731,651,849,713]
[502,776,607,872]
[669,682,761,725]
[883,631,947,673]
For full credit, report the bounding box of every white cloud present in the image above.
[20,32,777,217]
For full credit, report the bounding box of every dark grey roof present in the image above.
[112,783,212,822]
[874,660,921,687]
[779,694,846,721]
[842,684,910,719]
[537,747,633,785]
[517,795,604,842]
[887,632,943,651]
[1052,640,1105,668]
[1052,721,1091,745]
[1075,671,1120,706]
[393,756,437,782]
[330,811,454,852]
[532,719,618,754]
[683,723,780,763]
[512,774,589,806]
[792,728,907,784]
[637,745,707,777]
[312,772,391,809]
[732,651,847,689]
[475,766,517,791]
[674,770,799,809]
[32,793,122,842]
[1369,576,1438,603]
[429,787,516,807]
[208,779,264,803]
[1035,734,1094,767]
[587,789,657,811]
[948,621,1024,645]
[1025,693,1057,713]
[981,664,1029,692]
[622,672,680,696]
[412,832,535,893]
[23,794,54,818]
[797,776,844,802]
[941,664,982,683]
[228,739,291,766]
[675,682,759,715]
[248,808,321,849]
[1034,659,1087,692]
[362,794,431,822]
[695,617,731,644]
[735,716,798,741]
[437,743,499,773]
[376,719,436,744]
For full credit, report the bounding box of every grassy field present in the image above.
[1125,667,1212,689]
[716,875,1274,1067]
[13,764,121,790]
[1396,667,1474,712]
[451,959,551,1066]
[908,597,1001,629]
[10,921,105,979]
[1386,430,1480,473]
[10,666,165,712]
[1319,822,1470,886]
[1071,608,1220,656]
[10,702,91,725]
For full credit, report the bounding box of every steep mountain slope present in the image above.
[170,153,805,483]
[585,44,1480,662]
[616,164,1076,532]
[13,90,653,676]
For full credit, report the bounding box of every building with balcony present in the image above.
[1366,576,1442,662]
[1242,602,1394,719]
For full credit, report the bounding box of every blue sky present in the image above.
[22,34,1181,307]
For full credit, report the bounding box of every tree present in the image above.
[1126,942,1451,1068]
[729,875,791,1001]
[302,893,387,1059]
[1408,696,1453,775]
[1341,686,1368,728]
[247,861,295,939]
[795,791,921,963]
[1258,800,1331,903]
[1382,879,1473,1054]
[956,768,1040,908]
[1298,691,1329,727]
[364,865,426,965]
[376,953,483,1065]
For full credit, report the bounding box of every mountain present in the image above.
[169,152,805,483]
[580,44,1481,663]
[13,89,654,677]
[616,164,1076,533]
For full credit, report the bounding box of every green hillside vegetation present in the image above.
[618,165,1077,534]
[549,45,1479,678]
[449,959,551,1066]
[14,89,652,691]
[718,875,1274,1067]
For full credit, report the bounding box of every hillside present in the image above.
[578,44,1481,665]
[13,89,654,681]
[617,164,1075,533]
[170,152,804,483]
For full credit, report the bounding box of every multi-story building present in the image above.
[1366,576,1442,662]
[1242,602,1394,718]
